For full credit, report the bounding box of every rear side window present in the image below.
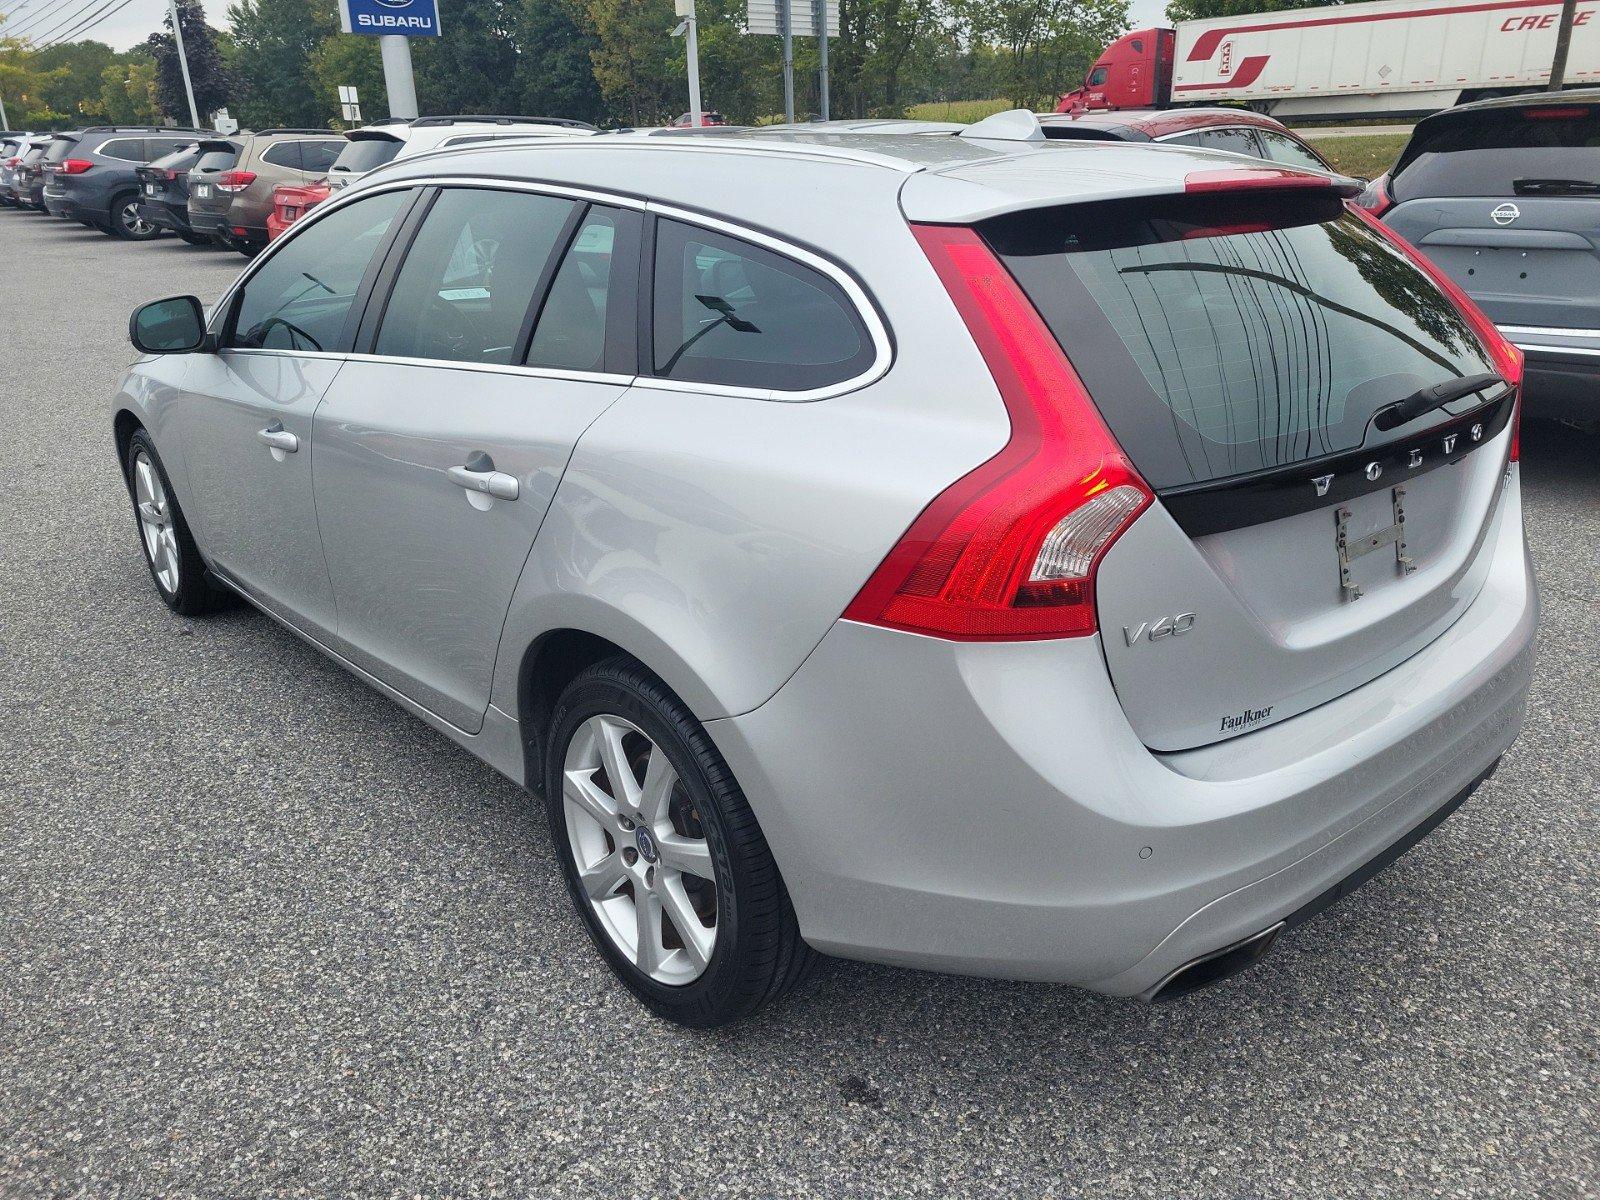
[650,219,873,392]
[302,141,343,173]
[260,141,303,170]
[526,208,621,372]
[97,139,146,162]
[331,137,403,173]
[375,188,577,366]
[1393,105,1600,200]
[1196,127,1264,158]
[987,193,1495,488]
[229,189,409,352]
[1256,129,1327,171]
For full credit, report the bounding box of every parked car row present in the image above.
[108,107,1542,1027]
[2,116,600,255]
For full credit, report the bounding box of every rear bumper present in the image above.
[42,190,77,219]
[138,198,191,233]
[1501,325,1600,429]
[709,467,1536,997]
[186,209,230,237]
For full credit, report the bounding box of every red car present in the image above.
[266,179,331,241]
[1036,108,1334,174]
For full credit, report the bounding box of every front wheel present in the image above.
[124,430,233,615]
[109,194,161,240]
[544,659,816,1027]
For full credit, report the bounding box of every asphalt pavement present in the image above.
[1,209,1596,1199]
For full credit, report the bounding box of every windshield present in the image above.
[987,192,1495,488]
[330,137,402,174]
[1393,105,1600,200]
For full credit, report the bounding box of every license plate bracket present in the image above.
[1336,486,1415,601]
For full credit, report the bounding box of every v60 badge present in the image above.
[1123,612,1195,647]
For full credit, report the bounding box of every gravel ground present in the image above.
[1,210,1596,1199]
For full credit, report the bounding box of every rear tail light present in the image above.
[164,169,179,181]
[1352,172,1393,217]
[57,158,93,175]
[1522,105,1588,120]
[1350,205,1523,461]
[841,224,1152,641]
[215,170,257,193]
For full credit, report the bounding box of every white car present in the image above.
[325,115,598,191]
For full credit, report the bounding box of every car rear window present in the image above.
[330,137,402,174]
[195,146,239,171]
[44,138,78,163]
[986,191,1496,489]
[1392,104,1600,201]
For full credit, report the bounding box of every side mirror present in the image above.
[129,295,210,354]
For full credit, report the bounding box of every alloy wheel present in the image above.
[562,714,718,985]
[120,200,155,237]
[132,450,180,593]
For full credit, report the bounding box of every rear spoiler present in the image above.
[1185,166,1362,199]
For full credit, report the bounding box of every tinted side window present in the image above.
[229,189,408,352]
[1256,129,1327,171]
[650,219,873,392]
[260,141,303,170]
[526,208,620,372]
[1163,132,1204,148]
[97,139,145,162]
[375,188,576,366]
[302,140,343,173]
[1199,127,1264,158]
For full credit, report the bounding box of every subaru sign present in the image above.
[339,0,441,37]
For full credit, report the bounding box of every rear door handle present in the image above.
[447,451,519,503]
[257,422,299,459]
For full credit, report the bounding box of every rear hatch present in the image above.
[137,145,201,207]
[325,131,403,191]
[1385,100,1600,331]
[187,139,242,218]
[984,188,1514,750]
[40,133,79,195]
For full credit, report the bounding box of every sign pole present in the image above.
[168,0,202,128]
[380,35,420,118]
[815,0,828,121]
[674,0,703,126]
[780,0,795,123]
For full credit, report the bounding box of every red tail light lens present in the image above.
[1349,205,1522,460]
[842,224,1152,641]
[58,158,93,175]
[1522,105,1588,120]
[215,170,257,193]
[1352,172,1393,217]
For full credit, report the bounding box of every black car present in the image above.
[135,143,211,244]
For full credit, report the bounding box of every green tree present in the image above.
[514,0,606,123]
[28,40,117,121]
[959,0,1126,108]
[412,0,522,115]
[227,0,336,127]
[585,0,678,124]
[308,34,388,126]
[147,0,232,124]
[100,58,161,124]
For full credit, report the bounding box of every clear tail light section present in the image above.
[841,223,1152,641]
[215,170,257,193]
[1348,205,1523,461]
[1351,172,1394,217]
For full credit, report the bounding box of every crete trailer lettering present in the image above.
[1060,0,1600,120]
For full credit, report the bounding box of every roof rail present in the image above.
[255,128,339,137]
[960,109,1046,143]
[409,115,597,129]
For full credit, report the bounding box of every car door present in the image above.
[312,186,640,733]
[179,188,415,637]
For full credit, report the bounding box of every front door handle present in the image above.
[447,451,519,505]
[257,422,299,460]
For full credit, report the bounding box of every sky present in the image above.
[11,0,1172,57]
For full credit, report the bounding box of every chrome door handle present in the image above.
[447,455,519,502]
[256,423,299,453]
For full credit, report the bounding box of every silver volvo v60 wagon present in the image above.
[113,115,1536,1026]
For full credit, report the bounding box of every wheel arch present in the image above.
[113,408,145,488]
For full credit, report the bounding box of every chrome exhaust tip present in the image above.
[1144,922,1285,1004]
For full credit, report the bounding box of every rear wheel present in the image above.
[543,658,816,1027]
[109,193,161,240]
[124,430,233,616]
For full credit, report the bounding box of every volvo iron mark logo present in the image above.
[1491,202,1521,226]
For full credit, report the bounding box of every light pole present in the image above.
[1549,0,1579,89]
[167,0,202,127]
[672,0,702,127]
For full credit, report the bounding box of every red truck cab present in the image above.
[1058,28,1175,113]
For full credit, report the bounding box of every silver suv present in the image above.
[112,117,1536,1026]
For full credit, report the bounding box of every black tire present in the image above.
[123,429,234,616]
[108,192,161,240]
[543,658,817,1027]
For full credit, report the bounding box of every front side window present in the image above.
[526,208,621,372]
[228,189,409,352]
[1088,67,1109,86]
[375,188,576,365]
[1256,129,1328,171]
[650,219,873,392]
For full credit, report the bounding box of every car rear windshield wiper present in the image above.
[1372,372,1505,432]
[1512,177,1600,195]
